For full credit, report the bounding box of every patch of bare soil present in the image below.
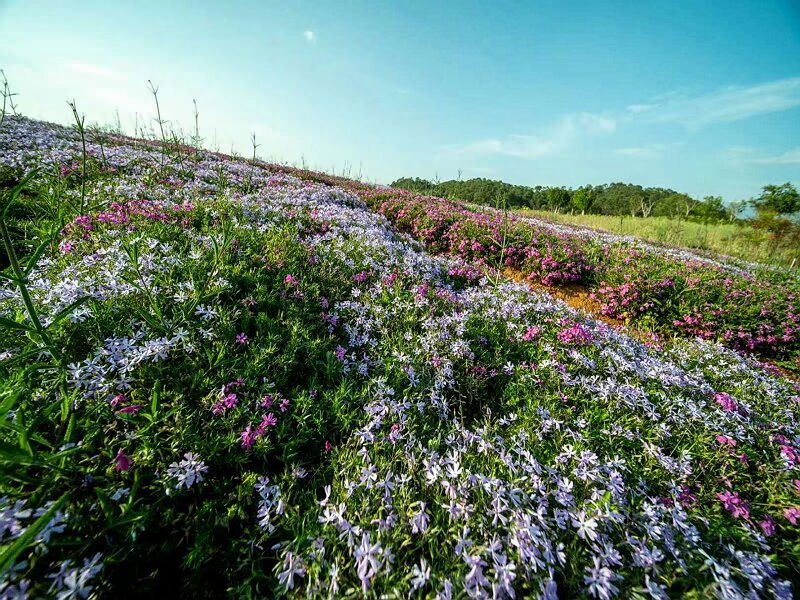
[502,268,800,383]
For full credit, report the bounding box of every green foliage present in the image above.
[751,182,800,217]
[570,186,594,214]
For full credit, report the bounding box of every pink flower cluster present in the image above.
[714,392,739,414]
[522,326,542,342]
[716,490,750,520]
[212,379,244,415]
[63,199,195,242]
[556,322,594,346]
[240,412,278,450]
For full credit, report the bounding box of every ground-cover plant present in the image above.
[1,115,800,599]
[328,185,800,371]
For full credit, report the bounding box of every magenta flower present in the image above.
[235,332,249,345]
[114,449,131,472]
[223,379,244,394]
[261,394,274,409]
[241,425,257,450]
[759,516,776,537]
[212,393,239,415]
[110,393,127,407]
[784,507,800,525]
[715,435,737,447]
[279,398,290,413]
[284,274,298,286]
[714,392,739,413]
[324,440,332,453]
[116,405,143,415]
[780,445,799,465]
[522,326,542,342]
[678,486,697,508]
[556,323,593,346]
[261,412,278,428]
[716,490,749,520]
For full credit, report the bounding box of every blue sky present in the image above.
[1,0,799,201]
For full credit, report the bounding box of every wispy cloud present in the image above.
[65,62,127,82]
[721,145,800,166]
[749,148,800,165]
[628,77,800,128]
[448,112,615,159]
[447,77,800,163]
[614,143,668,158]
[303,30,315,42]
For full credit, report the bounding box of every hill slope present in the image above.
[1,117,799,598]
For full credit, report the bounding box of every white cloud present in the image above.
[303,30,315,42]
[633,77,800,128]
[448,112,616,159]
[65,62,127,82]
[615,143,667,158]
[626,103,660,113]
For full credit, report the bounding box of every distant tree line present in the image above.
[389,177,800,224]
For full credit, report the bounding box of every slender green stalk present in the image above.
[67,100,88,216]
[147,80,168,171]
[0,174,62,361]
[192,99,202,164]
[0,70,20,129]
[248,132,260,191]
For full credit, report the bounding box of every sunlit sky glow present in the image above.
[1,0,799,200]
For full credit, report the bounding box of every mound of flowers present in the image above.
[332,186,800,370]
[1,116,799,598]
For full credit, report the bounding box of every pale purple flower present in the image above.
[277,551,305,590]
[166,452,208,490]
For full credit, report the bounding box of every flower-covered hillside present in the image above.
[1,116,799,598]
[339,188,800,370]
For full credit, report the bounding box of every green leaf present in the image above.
[0,464,41,485]
[95,488,115,524]
[0,314,33,332]
[23,234,56,277]
[150,382,160,418]
[0,440,34,462]
[1,169,39,219]
[48,295,92,327]
[0,492,68,573]
[0,389,24,423]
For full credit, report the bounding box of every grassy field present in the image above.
[514,208,800,269]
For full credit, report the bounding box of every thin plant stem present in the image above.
[67,100,88,216]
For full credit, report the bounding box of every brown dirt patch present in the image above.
[502,267,799,382]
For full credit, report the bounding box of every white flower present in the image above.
[411,558,430,591]
[166,452,208,490]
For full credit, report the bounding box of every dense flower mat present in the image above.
[0,116,799,598]
[341,189,800,369]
